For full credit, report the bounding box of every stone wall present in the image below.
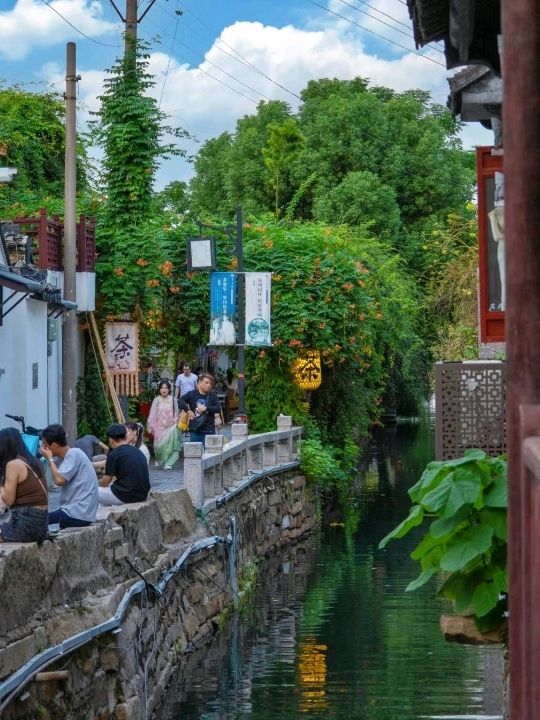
[1,470,316,719]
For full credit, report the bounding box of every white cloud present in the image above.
[39,13,494,186]
[0,0,117,59]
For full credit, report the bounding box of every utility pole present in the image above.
[236,206,246,421]
[108,0,158,57]
[62,42,79,443]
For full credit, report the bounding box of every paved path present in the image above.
[48,426,232,511]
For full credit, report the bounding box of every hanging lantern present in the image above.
[292,350,322,390]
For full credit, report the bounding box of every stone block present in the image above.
[276,414,292,429]
[281,515,291,530]
[289,476,305,490]
[100,647,119,672]
[110,502,164,561]
[205,435,224,453]
[291,501,303,516]
[231,423,248,438]
[150,489,197,543]
[184,456,204,508]
[114,697,140,720]
[104,526,124,547]
[114,543,129,561]
[184,442,204,458]
[185,582,204,605]
[0,634,36,679]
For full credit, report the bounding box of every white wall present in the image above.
[0,297,54,431]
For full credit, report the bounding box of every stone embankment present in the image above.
[0,467,316,719]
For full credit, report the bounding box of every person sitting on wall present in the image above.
[98,424,150,506]
[74,433,109,465]
[41,424,99,529]
[0,428,49,543]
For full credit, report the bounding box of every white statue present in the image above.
[488,205,505,311]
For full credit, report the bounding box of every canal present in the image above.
[155,411,503,719]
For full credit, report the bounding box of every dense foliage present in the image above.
[0,82,89,217]
[379,449,507,632]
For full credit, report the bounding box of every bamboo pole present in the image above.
[88,311,125,423]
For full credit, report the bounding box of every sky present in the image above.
[1,0,492,187]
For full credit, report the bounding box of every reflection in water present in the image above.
[155,410,503,720]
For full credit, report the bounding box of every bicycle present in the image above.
[5,414,42,456]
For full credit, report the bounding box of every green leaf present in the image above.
[406,566,437,592]
[438,572,477,613]
[411,530,445,560]
[408,462,446,502]
[378,505,424,549]
[440,525,494,572]
[472,581,502,618]
[441,466,483,518]
[421,473,453,512]
[429,510,468,539]
[484,472,507,508]
[481,508,507,541]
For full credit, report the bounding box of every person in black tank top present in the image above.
[0,428,48,543]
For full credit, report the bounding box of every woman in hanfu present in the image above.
[147,380,182,469]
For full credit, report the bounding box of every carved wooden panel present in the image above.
[435,361,506,460]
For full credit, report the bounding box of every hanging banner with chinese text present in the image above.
[245,272,272,346]
[209,272,237,345]
[104,321,139,396]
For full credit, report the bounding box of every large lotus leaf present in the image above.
[441,467,483,518]
[472,581,501,618]
[440,525,494,572]
[378,504,424,549]
[406,566,437,592]
[484,472,507,508]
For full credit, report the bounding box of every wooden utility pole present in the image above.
[62,42,79,443]
[107,0,157,57]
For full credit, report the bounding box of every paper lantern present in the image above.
[292,350,322,390]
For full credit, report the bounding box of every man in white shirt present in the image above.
[41,424,99,528]
[175,363,198,398]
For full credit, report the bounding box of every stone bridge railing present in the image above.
[184,415,303,508]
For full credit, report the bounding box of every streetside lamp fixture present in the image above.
[186,236,217,271]
[291,350,322,391]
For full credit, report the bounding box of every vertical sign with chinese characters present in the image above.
[245,272,271,346]
[105,321,140,396]
[209,272,237,345]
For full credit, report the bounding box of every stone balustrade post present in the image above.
[277,415,293,462]
[184,442,204,508]
[205,435,224,495]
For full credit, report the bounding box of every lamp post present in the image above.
[189,206,246,421]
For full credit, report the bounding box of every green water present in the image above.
[156,413,503,720]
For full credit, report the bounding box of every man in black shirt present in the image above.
[98,424,150,505]
[178,373,222,447]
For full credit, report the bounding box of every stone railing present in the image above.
[184,415,303,508]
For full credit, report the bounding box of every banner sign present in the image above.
[105,321,140,396]
[245,272,272,346]
[209,272,237,345]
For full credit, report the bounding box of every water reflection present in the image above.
[155,412,503,720]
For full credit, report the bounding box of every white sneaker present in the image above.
[163,465,172,470]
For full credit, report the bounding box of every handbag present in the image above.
[189,413,207,432]
[178,410,189,432]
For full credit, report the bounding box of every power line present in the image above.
[335,0,445,55]
[156,0,301,100]
[305,0,446,67]
[158,0,181,107]
[143,16,266,103]
[38,0,121,47]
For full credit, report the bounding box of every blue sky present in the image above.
[1,0,492,185]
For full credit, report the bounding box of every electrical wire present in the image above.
[156,0,301,100]
[305,0,446,67]
[38,0,121,47]
[158,0,182,108]
[334,0,445,54]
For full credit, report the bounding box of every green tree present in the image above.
[262,119,304,217]
[0,82,89,217]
